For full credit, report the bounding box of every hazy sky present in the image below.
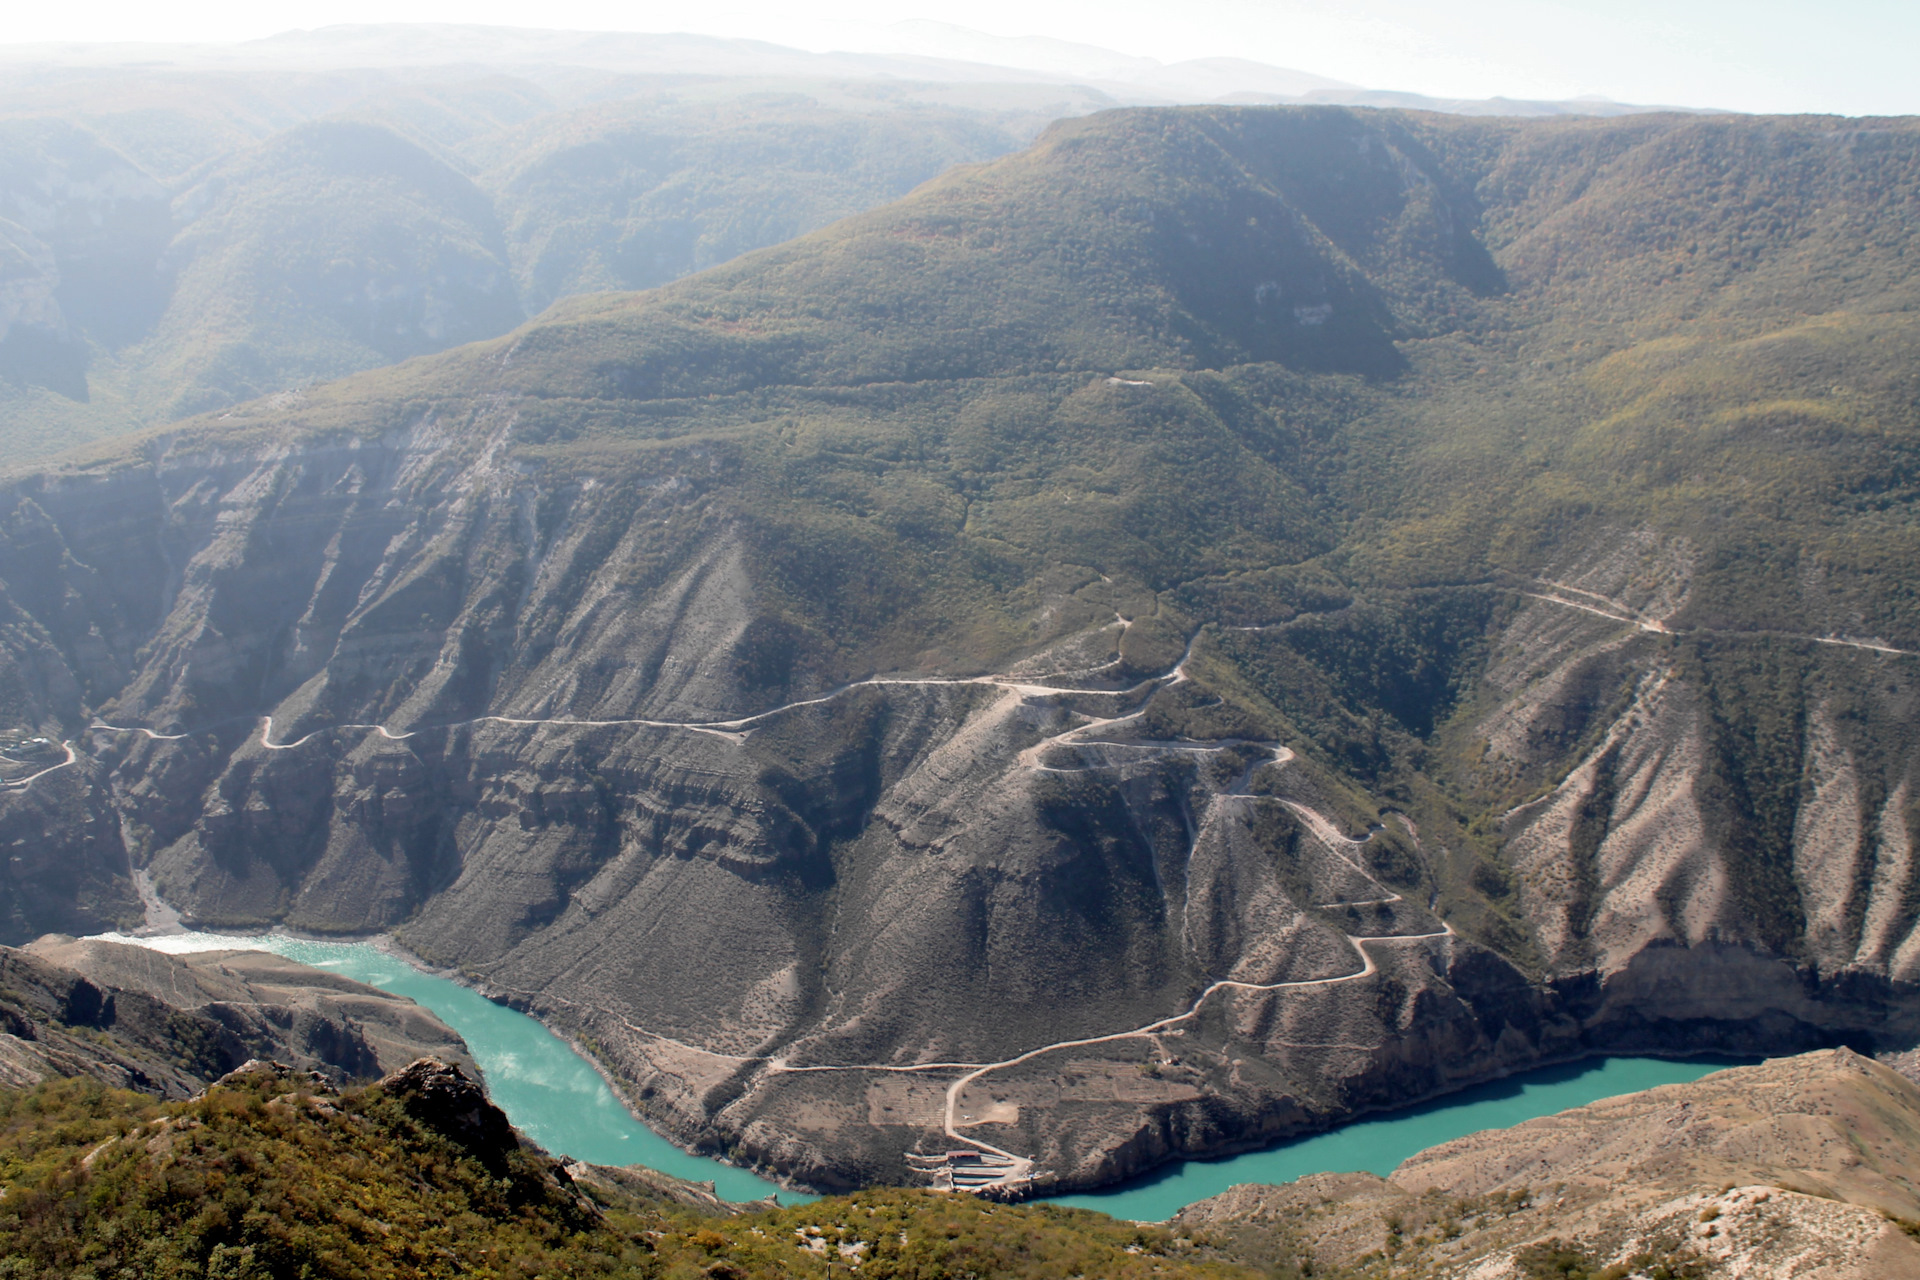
[6,1,1914,116]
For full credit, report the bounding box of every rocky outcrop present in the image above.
[0,937,471,1094]
[377,1054,753,1215]
[380,1057,522,1164]
[27,936,474,1078]
[563,1159,759,1216]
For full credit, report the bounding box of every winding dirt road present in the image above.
[1520,579,1918,656]
[64,591,1920,1193]
[934,919,1455,1188]
[82,622,1451,1195]
[0,739,76,790]
[89,620,1198,764]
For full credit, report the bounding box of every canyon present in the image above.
[0,104,1915,1192]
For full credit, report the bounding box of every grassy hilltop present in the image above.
[156,105,1920,640]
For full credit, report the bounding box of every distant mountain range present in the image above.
[0,23,1718,464]
[0,53,1049,455]
[2,20,1716,117]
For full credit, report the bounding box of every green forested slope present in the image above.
[175,106,1919,647]
[0,1066,1253,1280]
[123,121,524,422]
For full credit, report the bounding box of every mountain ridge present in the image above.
[0,29,1731,462]
[0,936,472,1094]
[1,22,1707,117]
[0,103,1914,1193]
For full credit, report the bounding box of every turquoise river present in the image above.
[106,931,1743,1220]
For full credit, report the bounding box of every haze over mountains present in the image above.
[0,23,1716,458]
[2,20,1698,115]
[0,78,1915,1204]
[0,38,1054,455]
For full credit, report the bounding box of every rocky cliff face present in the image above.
[0,105,1915,1193]
[0,422,1567,1189]
[1470,534,1920,1058]
[0,937,472,1094]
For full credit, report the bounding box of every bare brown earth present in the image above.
[1176,1048,1920,1278]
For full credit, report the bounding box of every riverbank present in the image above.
[93,927,1773,1218]
[92,927,800,1202]
[1051,1053,1749,1221]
